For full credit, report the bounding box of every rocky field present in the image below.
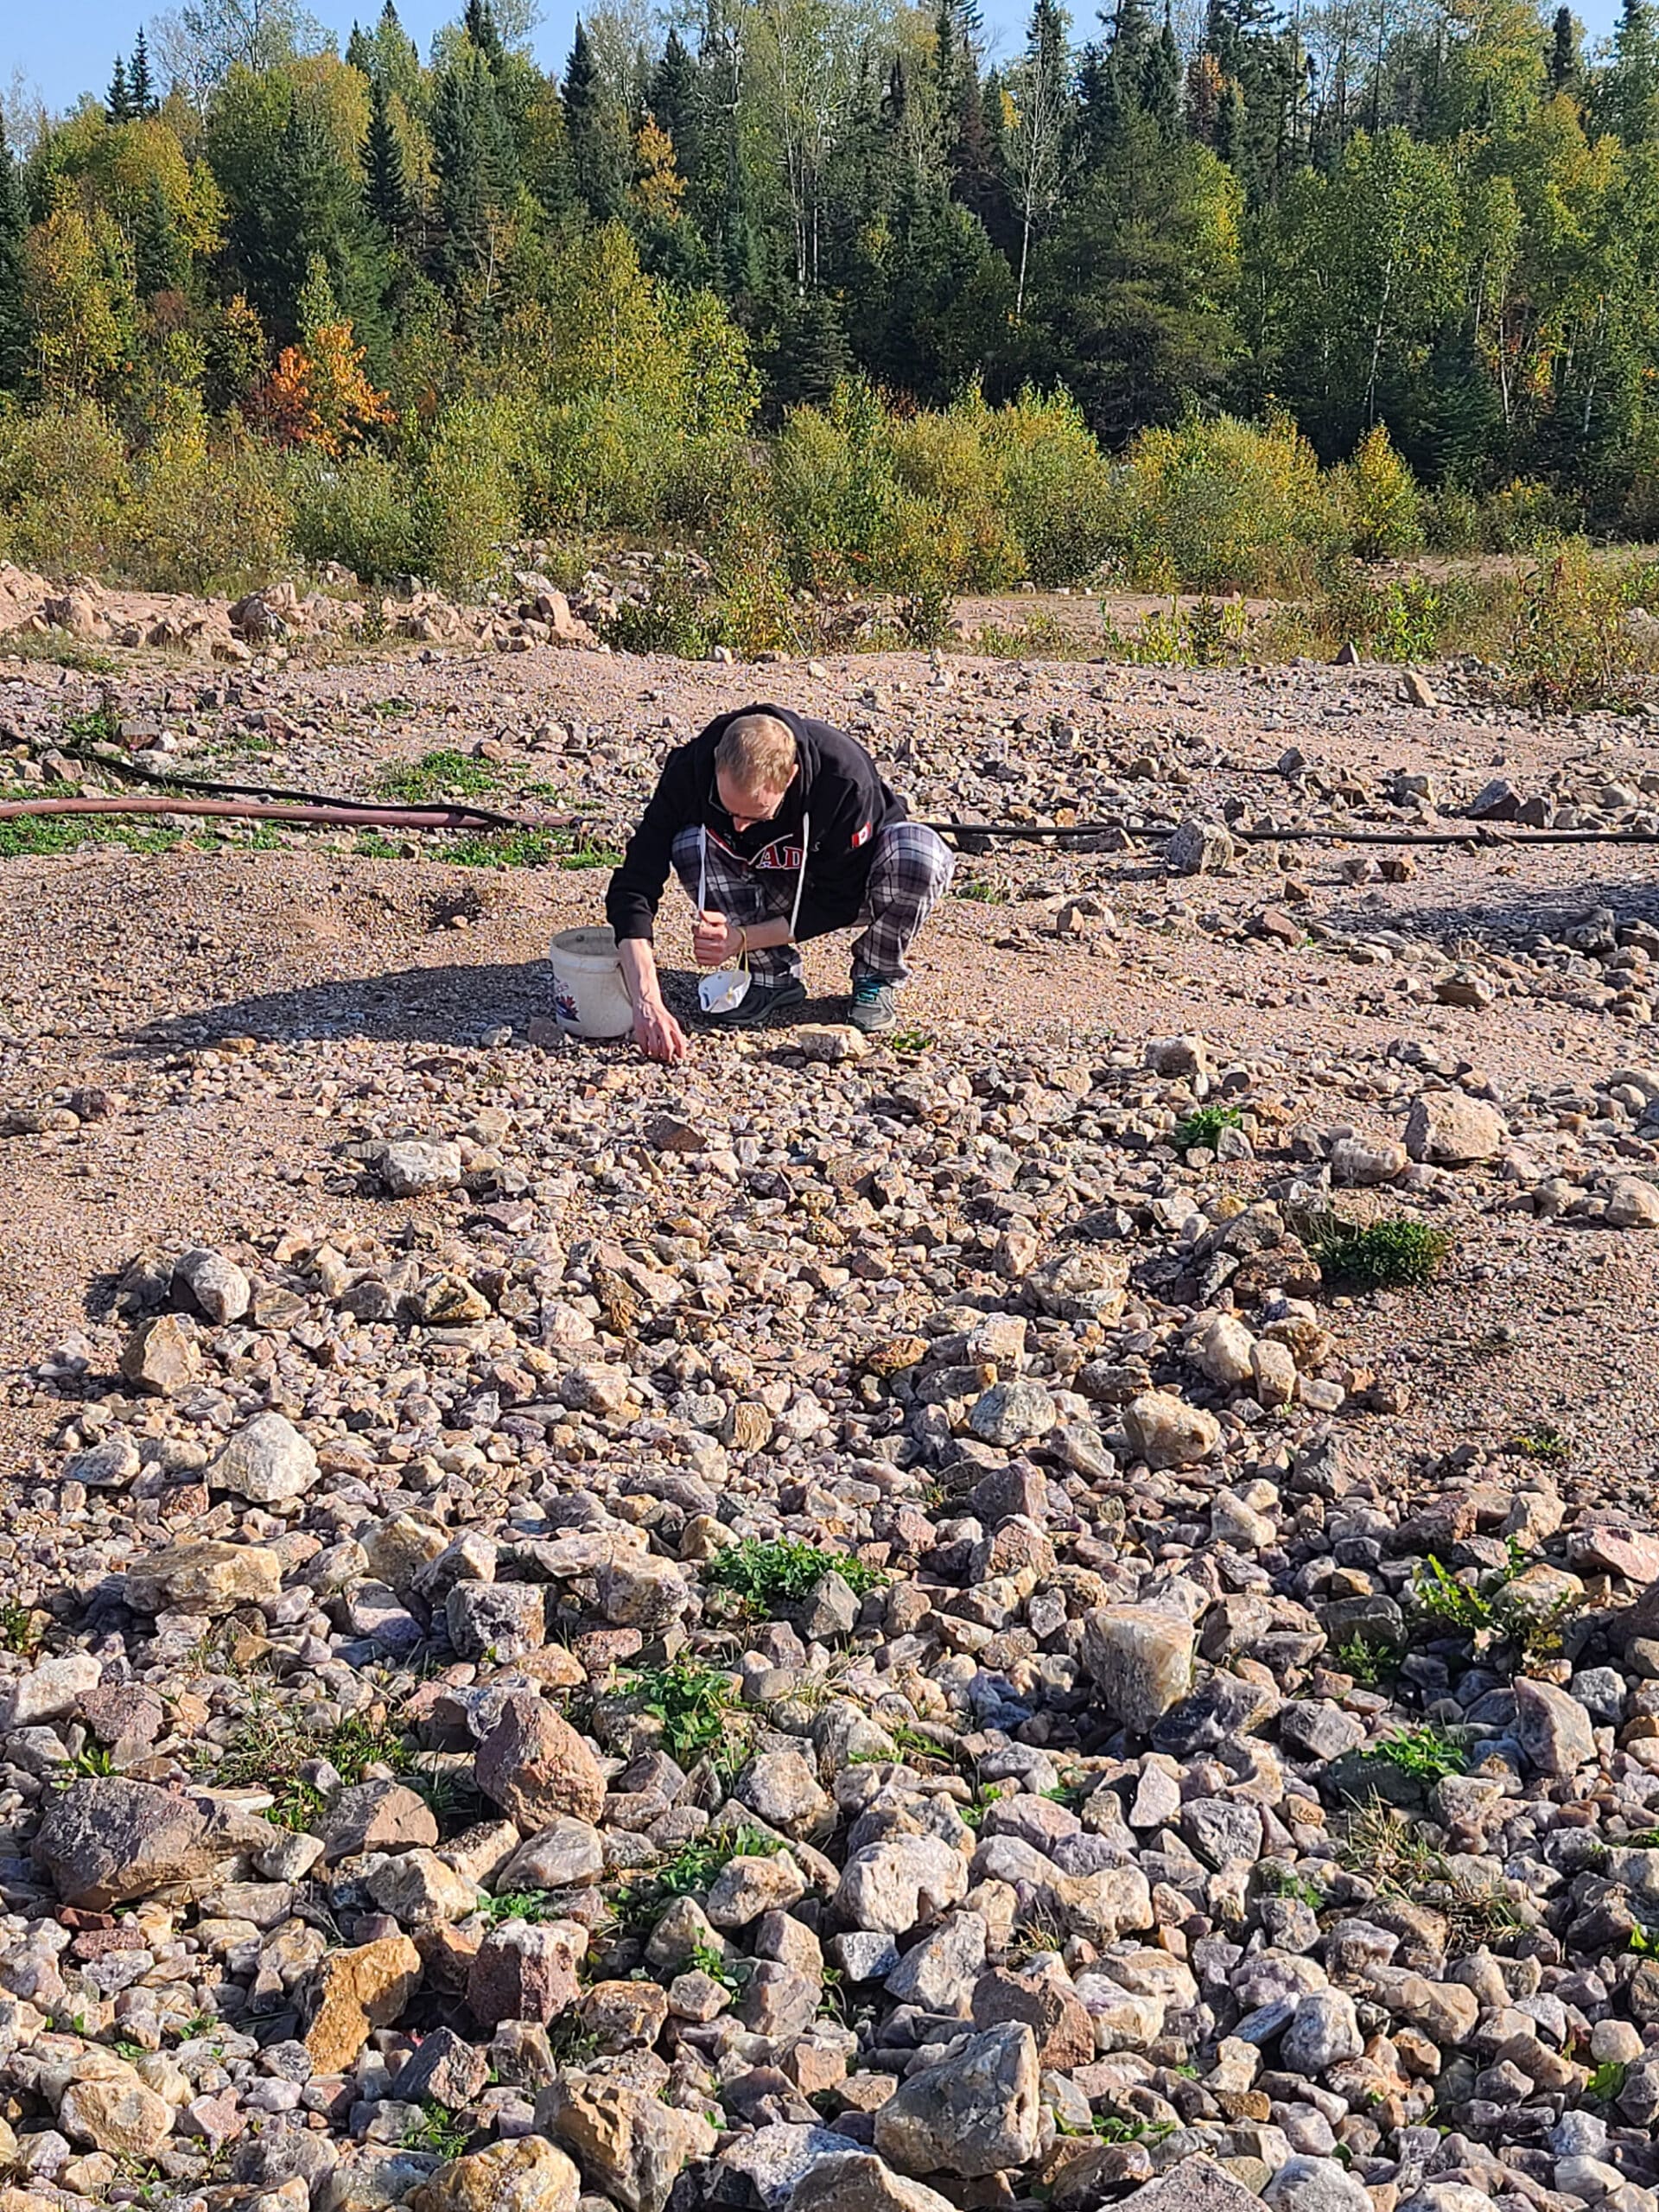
[0,632,1657,2212]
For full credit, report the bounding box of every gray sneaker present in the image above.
[849,971,899,1033]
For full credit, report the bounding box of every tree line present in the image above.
[0,0,1657,594]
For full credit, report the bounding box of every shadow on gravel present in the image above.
[128,960,556,1052]
[124,961,855,1052]
[1324,872,1659,944]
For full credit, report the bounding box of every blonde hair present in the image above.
[715,713,798,797]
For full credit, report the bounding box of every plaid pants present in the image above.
[671,821,954,987]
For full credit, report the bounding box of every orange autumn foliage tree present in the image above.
[261,258,392,454]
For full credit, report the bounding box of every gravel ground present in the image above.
[0,634,1656,2212]
[3,641,1657,1484]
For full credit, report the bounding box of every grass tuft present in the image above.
[378,749,503,803]
[198,1697,414,1831]
[1304,1211,1451,1292]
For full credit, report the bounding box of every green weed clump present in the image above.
[706,1538,887,1614]
[1333,1631,1395,1686]
[1099,594,1251,668]
[484,1889,558,1923]
[403,2107,474,2160]
[1587,2060,1630,2101]
[1313,560,1459,660]
[1305,1211,1452,1293]
[0,814,186,860]
[1171,1104,1243,1153]
[378,750,503,803]
[621,1658,747,1766]
[612,1827,783,1929]
[199,1698,414,1832]
[1411,1544,1582,1667]
[1362,1725,1465,1785]
[0,1603,43,1656]
[1339,1797,1522,1956]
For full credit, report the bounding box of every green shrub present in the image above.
[1100,594,1250,667]
[1109,410,1351,594]
[1505,540,1645,712]
[890,399,1022,589]
[286,446,420,581]
[992,387,1119,584]
[1421,483,1482,554]
[533,391,677,534]
[600,572,713,658]
[0,402,130,572]
[1339,423,1423,558]
[1479,476,1582,552]
[707,508,802,657]
[772,380,906,594]
[412,398,522,594]
[118,397,292,594]
[1315,559,1447,660]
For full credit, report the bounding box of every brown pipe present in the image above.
[0,798,555,830]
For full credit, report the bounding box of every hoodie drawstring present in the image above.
[699,813,810,943]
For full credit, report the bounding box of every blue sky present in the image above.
[7,0,1624,118]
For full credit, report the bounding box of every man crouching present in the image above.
[605,704,954,1064]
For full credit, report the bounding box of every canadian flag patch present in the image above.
[851,819,873,848]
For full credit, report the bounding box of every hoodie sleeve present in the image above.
[604,745,700,944]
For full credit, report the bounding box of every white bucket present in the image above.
[550,925,633,1040]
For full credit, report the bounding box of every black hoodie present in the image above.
[605,704,907,947]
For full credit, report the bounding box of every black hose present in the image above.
[60,739,534,831]
[43,741,1659,855]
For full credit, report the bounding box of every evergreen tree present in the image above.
[234,92,387,346]
[365,73,417,241]
[0,118,26,394]
[1144,5,1182,134]
[107,54,133,124]
[1600,0,1659,141]
[1199,0,1298,197]
[1548,6,1580,92]
[1216,74,1246,163]
[465,0,507,71]
[135,175,189,295]
[563,20,632,220]
[1026,111,1241,437]
[431,44,516,290]
[770,288,852,408]
[650,29,702,179]
[130,29,156,115]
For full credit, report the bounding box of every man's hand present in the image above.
[633,1000,688,1063]
[693,909,743,969]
